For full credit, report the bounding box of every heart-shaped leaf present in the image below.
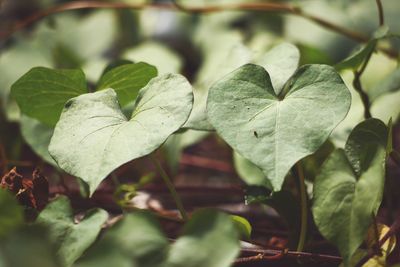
[37,196,108,267]
[96,62,157,106]
[11,67,88,126]
[49,74,193,195]
[312,119,387,265]
[207,63,351,190]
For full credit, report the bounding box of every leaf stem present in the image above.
[150,155,188,221]
[295,162,308,252]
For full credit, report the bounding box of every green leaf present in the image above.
[312,118,387,265]
[20,116,56,166]
[49,74,193,195]
[96,62,158,106]
[230,215,252,240]
[166,209,240,267]
[11,67,88,126]
[335,26,389,71]
[0,189,24,238]
[207,64,351,190]
[75,210,168,267]
[345,118,388,175]
[37,196,108,267]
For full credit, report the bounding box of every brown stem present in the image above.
[353,70,372,119]
[354,214,400,267]
[375,0,385,26]
[0,1,397,58]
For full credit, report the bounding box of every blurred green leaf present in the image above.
[77,209,239,267]
[37,196,108,267]
[76,210,168,267]
[0,225,60,267]
[0,189,23,238]
[123,42,182,74]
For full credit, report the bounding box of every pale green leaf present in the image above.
[312,119,387,265]
[96,62,157,106]
[11,67,87,126]
[207,64,351,190]
[49,74,193,194]
[37,196,108,267]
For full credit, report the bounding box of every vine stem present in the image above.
[296,162,308,252]
[0,1,397,58]
[352,0,385,119]
[150,155,188,221]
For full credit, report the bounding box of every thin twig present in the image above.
[0,1,397,58]
[354,214,400,267]
[238,247,342,264]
